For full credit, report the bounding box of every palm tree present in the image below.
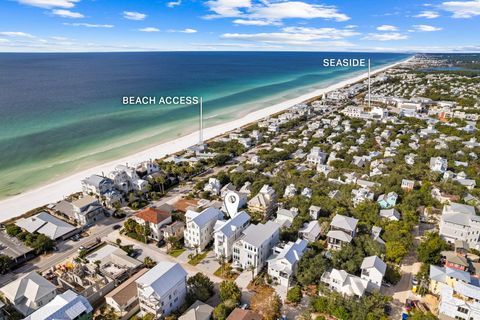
[219,253,226,277]
[247,264,255,281]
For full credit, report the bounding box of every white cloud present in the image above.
[0,31,35,38]
[412,24,442,31]
[16,0,79,8]
[440,0,480,18]
[51,36,69,40]
[0,38,10,43]
[205,0,349,22]
[192,42,281,48]
[415,10,440,18]
[362,32,408,41]
[376,25,397,31]
[205,0,251,18]
[221,27,358,45]
[64,23,114,28]
[138,27,160,32]
[233,19,280,26]
[51,9,84,18]
[345,24,358,29]
[167,0,181,8]
[281,27,360,39]
[123,11,147,21]
[168,28,198,33]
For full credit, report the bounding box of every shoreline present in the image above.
[0,56,412,222]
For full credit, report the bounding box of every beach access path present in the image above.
[0,57,413,222]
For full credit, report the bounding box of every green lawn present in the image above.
[188,251,209,266]
[213,264,239,280]
[169,248,186,258]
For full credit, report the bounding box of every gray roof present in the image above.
[268,239,307,273]
[214,211,250,238]
[445,202,476,216]
[330,214,358,232]
[0,271,56,307]
[187,207,223,228]
[379,208,401,220]
[136,262,187,298]
[326,230,352,243]
[16,212,76,240]
[179,300,214,320]
[53,200,75,219]
[71,196,98,210]
[82,174,111,187]
[242,221,280,247]
[25,290,93,320]
[443,202,478,226]
[361,256,387,275]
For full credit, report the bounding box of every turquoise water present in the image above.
[0,52,409,198]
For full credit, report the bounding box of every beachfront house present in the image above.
[81,174,113,196]
[71,195,104,226]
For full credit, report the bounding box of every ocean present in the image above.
[0,51,409,198]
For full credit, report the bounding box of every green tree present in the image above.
[187,272,214,303]
[287,286,302,304]
[0,254,12,274]
[143,256,156,268]
[417,232,449,265]
[297,250,330,286]
[219,280,241,303]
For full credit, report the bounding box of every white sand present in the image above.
[0,57,412,222]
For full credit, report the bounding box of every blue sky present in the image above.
[0,0,479,52]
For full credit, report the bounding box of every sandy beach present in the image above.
[0,57,411,222]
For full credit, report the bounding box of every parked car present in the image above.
[411,275,418,285]
[112,224,121,230]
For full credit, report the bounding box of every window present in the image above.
[457,307,469,314]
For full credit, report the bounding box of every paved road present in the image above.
[0,216,121,286]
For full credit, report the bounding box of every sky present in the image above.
[0,0,479,52]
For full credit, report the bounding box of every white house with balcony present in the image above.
[326,214,358,250]
[321,269,368,297]
[232,221,280,275]
[214,211,251,261]
[184,207,224,251]
[306,147,328,166]
[136,262,188,318]
[267,239,308,288]
[360,256,386,292]
[439,202,480,249]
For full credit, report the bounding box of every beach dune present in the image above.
[0,58,411,222]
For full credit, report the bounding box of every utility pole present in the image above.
[368,58,371,109]
[199,97,203,145]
